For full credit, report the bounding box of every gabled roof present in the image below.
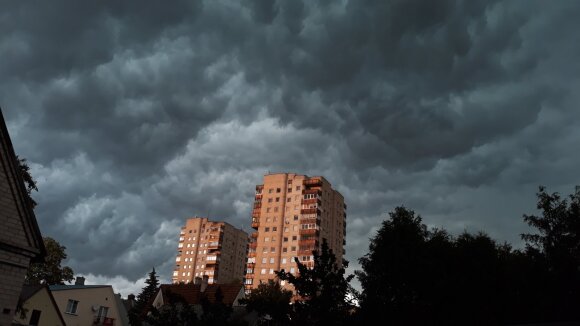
[49,284,111,291]
[157,283,244,306]
[0,108,45,262]
[19,285,66,325]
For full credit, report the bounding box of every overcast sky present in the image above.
[2,0,580,297]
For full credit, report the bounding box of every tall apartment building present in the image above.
[173,217,248,285]
[245,173,347,293]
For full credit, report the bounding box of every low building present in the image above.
[12,285,66,326]
[0,108,46,326]
[49,278,128,326]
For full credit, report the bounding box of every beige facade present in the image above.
[173,217,248,285]
[50,284,127,326]
[13,285,66,326]
[0,108,45,326]
[245,173,346,293]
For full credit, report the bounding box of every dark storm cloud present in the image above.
[2,0,580,294]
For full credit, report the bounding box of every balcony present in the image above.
[300,217,319,225]
[251,232,259,239]
[94,317,115,325]
[298,248,315,255]
[299,228,319,236]
[251,221,260,229]
[246,262,255,268]
[299,239,318,247]
[249,242,257,249]
[303,178,322,187]
[248,252,256,258]
[302,189,322,195]
[300,208,321,215]
[253,202,262,209]
[207,242,221,250]
[302,198,321,206]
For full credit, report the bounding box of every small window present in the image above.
[296,186,301,191]
[288,188,292,193]
[272,227,277,231]
[283,237,288,242]
[292,236,297,241]
[287,198,291,202]
[270,257,275,263]
[262,258,267,263]
[282,258,287,264]
[269,189,274,194]
[66,299,79,314]
[276,188,281,193]
[265,227,270,232]
[276,197,280,202]
[294,215,299,221]
[268,198,273,203]
[283,247,288,253]
[261,269,267,275]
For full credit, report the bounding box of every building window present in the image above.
[270,258,275,264]
[265,227,270,232]
[269,189,274,194]
[296,186,301,191]
[264,237,270,242]
[274,207,278,212]
[290,267,296,273]
[262,258,267,263]
[276,188,281,193]
[276,197,280,202]
[283,247,288,253]
[282,258,287,264]
[272,227,277,231]
[292,236,297,241]
[266,208,271,213]
[261,269,267,275]
[65,299,79,314]
[283,237,288,242]
[269,269,274,274]
[268,198,273,203]
[291,246,296,251]
[287,198,291,202]
[271,247,276,252]
[294,215,299,221]
[288,188,292,192]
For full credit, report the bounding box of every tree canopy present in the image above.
[129,268,160,326]
[276,239,355,326]
[25,237,74,285]
[241,280,292,325]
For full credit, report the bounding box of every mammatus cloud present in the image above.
[3,0,580,295]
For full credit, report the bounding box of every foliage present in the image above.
[25,237,74,285]
[16,155,38,208]
[276,239,355,326]
[521,186,580,320]
[240,280,292,325]
[144,290,198,326]
[129,268,160,326]
[355,205,560,324]
[199,287,233,326]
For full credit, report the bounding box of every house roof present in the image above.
[0,108,45,262]
[19,285,67,325]
[49,284,111,291]
[157,283,243,306]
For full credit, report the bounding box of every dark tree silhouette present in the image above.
[240,280,292,325]
[145,289,198,326]
[129,268,160,326]
[276,239,354,326]
[25,237,74,285]
[521,186,580,320]
[16,155,38,208]
[200,287,233,326]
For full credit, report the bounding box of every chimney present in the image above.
[194,277,202,285]
[201,275,209,292]
[75,276,85,285]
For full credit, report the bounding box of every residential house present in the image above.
[0,108,46,326]
[50,278,128,326]
[12,285,66,326]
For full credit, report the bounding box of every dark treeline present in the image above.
[357,186,580,325]
[131,186,580,325]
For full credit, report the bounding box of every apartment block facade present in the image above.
[245,173,347,293]
[173,217,248,285]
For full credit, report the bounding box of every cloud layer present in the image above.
[3,0,580,296]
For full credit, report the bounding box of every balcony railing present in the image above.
[299,228,319,236]
[249,242,257,249]
[251,232,259,239]
[303,178,322,187]
[251,221,260,229]
[299,239,318,247]
[300,208,321,215]
[302,189,322,195]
